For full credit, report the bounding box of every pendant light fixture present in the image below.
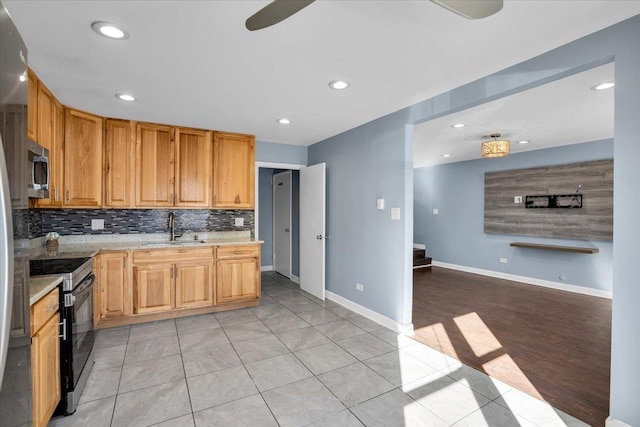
[481,133,510,158]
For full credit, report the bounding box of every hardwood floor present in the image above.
[412,267,611,427]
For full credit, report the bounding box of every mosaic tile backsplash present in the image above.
[27,209,254,237]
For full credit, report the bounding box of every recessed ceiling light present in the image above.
[92,21,130,39]
[441,154,451,158]
[115,93,136,102]
[517,140,530,144]
[452,123,465,128]
[591,81,615,91]
[277,118,291,124]
[329,80,350,90]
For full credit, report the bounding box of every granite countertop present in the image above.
[29,231,263,260]
[29,275,63,306]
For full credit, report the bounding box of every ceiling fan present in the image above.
[245,0,503,31]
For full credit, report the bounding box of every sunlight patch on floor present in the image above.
[411,322,459,359]
[454,312,503,358]
[483,353,543,400]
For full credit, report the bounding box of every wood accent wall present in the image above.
[484,159,613,241]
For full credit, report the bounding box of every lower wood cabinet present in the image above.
[97,252,130,319]
[30,287,60,427]
[216,245,261,304]
[94,244,260,328]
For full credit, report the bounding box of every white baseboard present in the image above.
[291,274,300,284]
[413,243,426,250]
[260,265,274,272]
[325,291,414,334]
[432,261,612,299]
[606,417,632,427]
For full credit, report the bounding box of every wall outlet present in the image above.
[391,208,401,220]
[234,218,244,227]
[91,219,104,230]
[500,257,508,264]
[356,283,364,291]
[432,208,439,215]
[514,196,523,204]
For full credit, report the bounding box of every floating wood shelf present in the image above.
[510,242,599,254]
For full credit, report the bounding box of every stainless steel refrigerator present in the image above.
[0,1,32,425]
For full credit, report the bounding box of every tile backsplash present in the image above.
[27,209,254,237]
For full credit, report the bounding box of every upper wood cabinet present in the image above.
[36,81,54,151]
[36,98,64,207]
[64,109,103,207]
[104,120,134,207]
[27,68,38,141]
[213,132,255,209]
[175,128,212,207]
[135,123,175,207]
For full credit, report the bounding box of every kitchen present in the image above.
[0,4,263,426]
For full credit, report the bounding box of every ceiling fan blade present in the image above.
[430,0,503,19]
[246,0,315,31]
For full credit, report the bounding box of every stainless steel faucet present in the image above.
[168,212,183,241]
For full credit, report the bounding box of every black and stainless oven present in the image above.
[29,256,95,415]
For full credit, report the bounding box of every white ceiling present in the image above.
[4,1,639,146]
[413,62,615,168]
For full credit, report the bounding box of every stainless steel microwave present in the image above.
[27,140,49,198]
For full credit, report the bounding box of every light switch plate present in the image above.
[391,208,401,220]
[376,198,384,210]
[514,196,523,204]
[91,219,104,230]
[235,218,244,227]
[433,208,439,215]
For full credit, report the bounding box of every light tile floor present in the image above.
[49,272,590,427]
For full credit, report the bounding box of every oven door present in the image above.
[70,273,94,388]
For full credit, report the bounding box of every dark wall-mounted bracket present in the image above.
[525,194,582,209]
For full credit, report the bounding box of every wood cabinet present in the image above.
[132,247,213,314]
[175,128,212,207]
[1,105,29,207]
[104,119,134,207]
[30,287,60,427]
[98,252,131,319]
[216,245,260,304]
[10,258,29,337]
[36,81,54,151]
[135,123,174,207]
[37,97,64,207]
[213,132,255,209]
[27,68,38,141]
[64,109,103,207]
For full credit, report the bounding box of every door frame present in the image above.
[255,162,304,275]
[272,170,292,278]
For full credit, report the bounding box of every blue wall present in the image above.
[308,15,640,424]
[414,140,613,292]
[256,140,307,165]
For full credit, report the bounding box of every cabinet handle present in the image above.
[54,186,58,202]
[58,318,67,341]
[66,190,70,202]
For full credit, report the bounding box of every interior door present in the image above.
[273,171,291,278]
[300,163,326,300]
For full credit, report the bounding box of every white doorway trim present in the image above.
[255,162,304,262]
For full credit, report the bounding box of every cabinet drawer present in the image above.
[31,287,59,336]
[216,245,260,259]
[133,247,213,264]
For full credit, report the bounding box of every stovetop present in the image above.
[30,257,92,277]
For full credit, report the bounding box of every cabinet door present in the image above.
[64,109,103,206]
[37,98,64,207]
[175,259,214,308]
[36,81,54,151]
[10,258,28,337]
[3,105,28,207]
[133,264,174,314]
[216,257,260,304]
[105,119,134,207]
[135,123,174,207]
[212,132,255,209]
[31,312,60,427]
[175,128,211,207]
[27,68,37,141]
[99,252,130,318]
